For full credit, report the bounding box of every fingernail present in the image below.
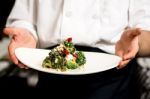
[25,67,29,69]
[116,66,120,69]
[19,66,25,69]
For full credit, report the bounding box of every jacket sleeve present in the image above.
[6,0,38,42]
[129,0,150,30]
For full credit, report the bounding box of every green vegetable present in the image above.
[76,51,86,65]
[42,57,52,68]
[42,38,86,71]
[66,61,78,69]
[64,41,76,53]
[48,50,66,69]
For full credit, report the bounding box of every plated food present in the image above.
[15,45,121,75]
[42,38,86,71]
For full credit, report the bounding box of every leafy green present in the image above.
[42,57,52,68]
[48,50,66,69]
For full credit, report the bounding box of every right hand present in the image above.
[3,27,37,68]
[115,28,141,69]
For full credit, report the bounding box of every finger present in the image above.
[128,28,141,38]
[123,49,137,60]
[115,48,123,57]
[115,42,123,56]
[124,53,135,60]
[8,43,18,65]
[3,27,18,36]
[18,62,29,69]
[24,66,29,69]
[117,59,130,69]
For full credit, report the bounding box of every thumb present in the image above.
[128,28,141,38]
[3,27,18,36]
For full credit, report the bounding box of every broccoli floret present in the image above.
[76,51,86,66]
[64,41,76,53]
[66,61,78,69]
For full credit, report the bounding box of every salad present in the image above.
[42,38,86,71]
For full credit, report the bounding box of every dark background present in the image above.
[0,0,15,40]
[0,0,36,97]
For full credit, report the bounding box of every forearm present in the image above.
[138,30,150,57]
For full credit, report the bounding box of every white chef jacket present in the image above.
[6,0,150,54]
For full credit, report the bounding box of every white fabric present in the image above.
[6,0,150,54]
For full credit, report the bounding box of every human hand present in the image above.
[3,27,37,69]
[115,28,141,69]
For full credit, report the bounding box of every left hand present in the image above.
[115,28,141,69]
[3,27,37,69]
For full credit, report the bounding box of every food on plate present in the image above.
[42,38,86,71]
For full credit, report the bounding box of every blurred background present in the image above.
[0,0,150,98]
[0,0,38,97]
